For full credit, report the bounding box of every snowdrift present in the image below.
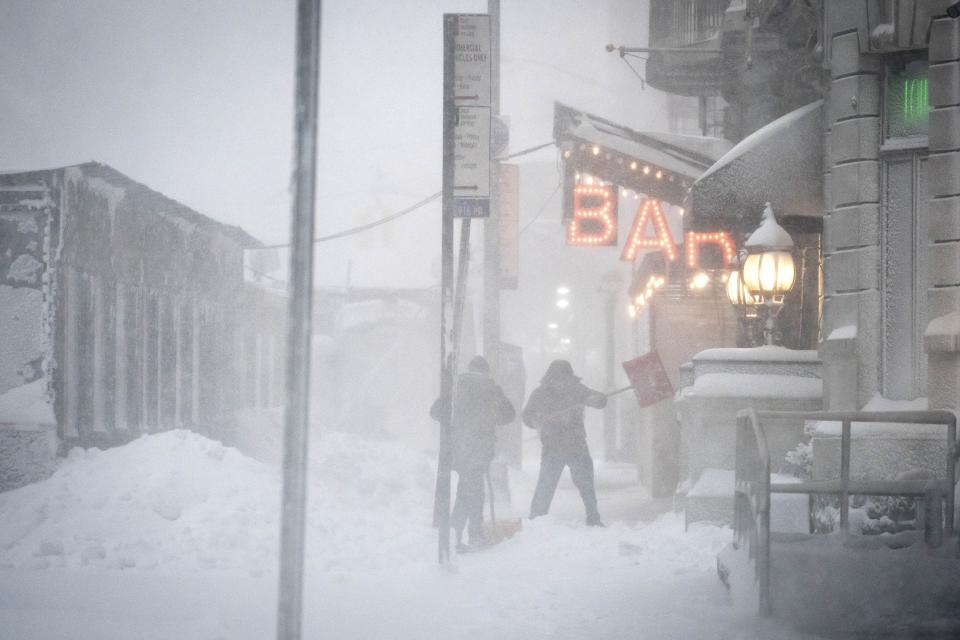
[0,429,436,574]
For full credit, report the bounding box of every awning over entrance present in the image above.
[689,100,824,232]
[553,102,732,207]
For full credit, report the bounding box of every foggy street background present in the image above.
[3,0,960,638]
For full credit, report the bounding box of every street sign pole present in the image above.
[435,12,491,564]
[277,0,321,637]
[435,14,457,565]
[484,0,501,378]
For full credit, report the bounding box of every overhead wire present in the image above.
[251,140,556,252]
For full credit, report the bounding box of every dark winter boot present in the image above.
[586,513,605,527]
[454,527,467,553]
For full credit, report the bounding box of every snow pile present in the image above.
[827,325,857,341]
[926,311,960,338]
[0,429,435,575]
[695,345,819,362]
[925,312,960,352]
[684,373,822,399]
[810,395,939,439]
[0,428,826,639]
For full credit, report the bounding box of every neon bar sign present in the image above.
[567,184,618,246]
[902,76,928,123]
[685,231,736,268]
[568,191,735,270]
[621,198,676,262]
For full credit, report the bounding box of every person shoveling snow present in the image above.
[522,359,607,527]
[430,356,516,553]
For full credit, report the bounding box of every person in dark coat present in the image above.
[522,359,606,526]
[430,355,515,551]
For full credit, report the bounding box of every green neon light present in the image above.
[902,76,928,123]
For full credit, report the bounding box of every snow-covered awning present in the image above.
[553,102,732,206]
[688,100,824,232]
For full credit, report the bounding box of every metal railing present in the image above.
[734,408,958,617]
[650,0,729,48]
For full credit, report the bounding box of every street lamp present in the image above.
[725,262,761,309]
[737,203,796,345]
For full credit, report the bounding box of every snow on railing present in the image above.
[734,408,958,618]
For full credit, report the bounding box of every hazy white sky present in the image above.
[0,0,663,287]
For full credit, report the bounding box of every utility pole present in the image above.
[434,14,457,565]
[277,0,321,638]
[483,0,501,377]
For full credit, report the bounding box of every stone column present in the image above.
[924,16,960,411]
[821,23,882,410]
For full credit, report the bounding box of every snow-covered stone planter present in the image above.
[810,397,953,494]
[675,346,822,524]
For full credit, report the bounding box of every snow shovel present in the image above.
[537,386,636,423]
[536,352,674,423]
[481,465,522,547]
[600,352,675,405]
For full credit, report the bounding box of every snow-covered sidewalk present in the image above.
[0,429,820,639]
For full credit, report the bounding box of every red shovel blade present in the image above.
[622,352,674,408]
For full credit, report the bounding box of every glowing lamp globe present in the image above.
[741,203,796,301]
[725,269,760,306]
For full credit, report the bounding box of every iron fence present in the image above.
[734,408,958,617]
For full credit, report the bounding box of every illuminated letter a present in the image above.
[620,198,676,262]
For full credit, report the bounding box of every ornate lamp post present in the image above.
[733,203,796,345]
[725,256,761,309]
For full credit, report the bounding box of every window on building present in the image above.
[884,58,929,140]
[879,55,930,400]
[666,94,725,138]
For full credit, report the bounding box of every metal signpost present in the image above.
[452,14,492,219]
[277,0,321,638]
[436,13,491,565]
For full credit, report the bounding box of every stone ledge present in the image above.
[824,205,879,251]
[830,30,881,77]
[830,160,880,207]
[929,107,960,151]
[930,17,960,63]
[828,75,880,125]
[929,61,960,108]
[929,152,960,196]
[928,195,960,242]
[929,241,960,287]
[824,246,879,293]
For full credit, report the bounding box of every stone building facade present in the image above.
[819,3,960,414]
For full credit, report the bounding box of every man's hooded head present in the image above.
[542,359,580,384]
[467,355,491,375]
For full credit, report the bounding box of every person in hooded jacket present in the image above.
[522,359,606,526]
[430,355,515,551]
